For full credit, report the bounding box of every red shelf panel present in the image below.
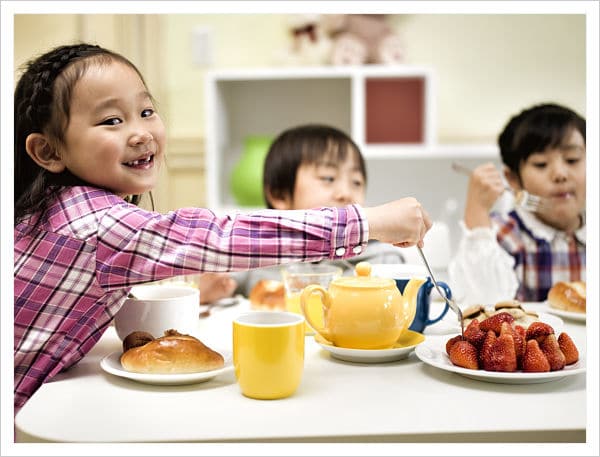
[365,78,425,144]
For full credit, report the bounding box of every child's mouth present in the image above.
[124,154,154,169]
[547,191,578,206]
[552,192,574,200]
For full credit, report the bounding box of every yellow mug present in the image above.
[233,311,305,399]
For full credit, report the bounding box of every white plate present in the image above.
[415,336,585,384]
[100,350,234,385]
[315,331,425,363]
[541,302,586,322]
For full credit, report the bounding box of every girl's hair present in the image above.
[263,124,366,209]
[498,103,586,177]
[14,42,151,226]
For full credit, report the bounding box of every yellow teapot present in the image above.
[300,262,425,349]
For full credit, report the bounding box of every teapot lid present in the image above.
[333,262,396,289]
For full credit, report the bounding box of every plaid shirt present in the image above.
[14,186,368,414]
[492,208,586,301]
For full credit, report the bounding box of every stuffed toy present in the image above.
[321,14,404,65]
[276,14,332,66]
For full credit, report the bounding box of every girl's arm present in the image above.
[96,203,370,288]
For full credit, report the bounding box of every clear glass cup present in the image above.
[281,263,343,334]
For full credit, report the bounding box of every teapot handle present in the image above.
[300,284,331,340]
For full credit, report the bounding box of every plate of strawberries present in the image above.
[415,311,585,384]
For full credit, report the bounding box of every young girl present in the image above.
[14,43,431,413]
[449,103,586,305]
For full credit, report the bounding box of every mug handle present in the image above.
[424,280,451,326]
[300,285,330,339]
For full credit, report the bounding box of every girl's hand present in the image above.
[198,273,237,304]
[464,162,505,229]
[364,197,432,248]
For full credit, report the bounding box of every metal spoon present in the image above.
[416,246,464,337]
[199,296,240,318]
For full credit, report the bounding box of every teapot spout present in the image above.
[401,277,426,330]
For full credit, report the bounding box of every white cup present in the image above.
[114,285,200,341]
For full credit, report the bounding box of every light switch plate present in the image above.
[192,25,213,66]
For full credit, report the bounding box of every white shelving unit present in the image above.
[204,65,498,253]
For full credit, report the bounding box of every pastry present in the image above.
[548,281,586,313]
[462,300,540,328]
[120,329,224,374]
[462,305,488,327]
[249,279,286,310]
[122,330,155,353]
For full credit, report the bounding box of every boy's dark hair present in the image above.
[498,103,586,178]
[14,42,151,226]
[262,124,366,209]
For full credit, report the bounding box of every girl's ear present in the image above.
[265,188,293,210]
[25,133,66,173]
[503,165,523,192]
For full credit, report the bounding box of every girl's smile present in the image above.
[123,153,155,169]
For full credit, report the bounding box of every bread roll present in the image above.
[548,281,586,313]
[120,329,224,374]
[249,279,285,310]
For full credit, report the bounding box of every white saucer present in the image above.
[314,331,425,363]
[100,349,234,385]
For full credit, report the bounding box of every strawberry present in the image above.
[514,324,526,342]
[500,322,525,369]
[464,319,486,350]
[448,340,479,370]
[557,332,579,365]
[525,321,555,342]
[479,312,515,335]
[446,335,464,355]
[540,334,566,371]
[479,330,496,365]
[522,339,551,372]
[483,333,518,372]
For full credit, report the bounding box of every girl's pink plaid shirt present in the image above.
[14,186,368,414]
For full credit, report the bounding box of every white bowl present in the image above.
[114,285,200,341]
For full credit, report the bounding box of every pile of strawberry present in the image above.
[446,311,579,372]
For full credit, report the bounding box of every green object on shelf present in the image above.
[230,135,273,207]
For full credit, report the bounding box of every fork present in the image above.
[416,246,464,337]
[451,162,549,213]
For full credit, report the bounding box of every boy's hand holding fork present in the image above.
[464,162,505,229]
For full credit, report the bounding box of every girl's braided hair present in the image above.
[14,43,150,226]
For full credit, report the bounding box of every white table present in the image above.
[15,301,586,443]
